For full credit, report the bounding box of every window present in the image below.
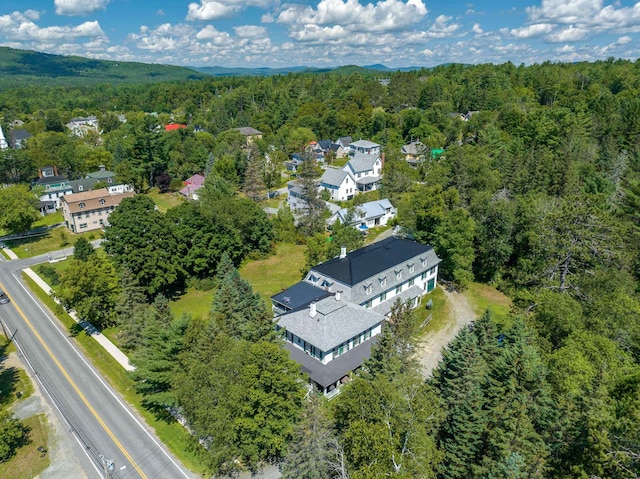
[420,256,427,267]
[395,270,402,280]
[79,223,87,229]
[408,263,415,273]
[421,272,427,280]
[99,198,105,205]
[78,186,84,191]
[396,284,402,294]
[365,283,372,295]
[379,276,387,287]
[380,291,387,301]
[353,335,361,346]
[365,299,372,309]
[409,278,415,287]
[79,202,85,209]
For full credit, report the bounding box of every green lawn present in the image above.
[466,282,512,326]
[364,225,392,244]
[0,414,50,479]
[239,243,306,305]
[417,286,450,336]
[5,227,99,259]
[32,212,64,229]
[170,288,215,321]
[146,188,185,213]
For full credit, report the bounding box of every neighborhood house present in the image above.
[273,237,441,395]
[327,199,396,231]
[61,189,135,233]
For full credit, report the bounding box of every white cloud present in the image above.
[277,0,428,33]
[546,25,589,42]
[527,0,603,24]
[0,13,106,43]
[186,0,273,21]
[234,25,268,38]
[472,23,483,34]
[504,23,554,39]
[428,15,460,37]
[55,0,110,16]
[616,35,633,44]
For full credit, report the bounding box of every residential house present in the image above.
[286,180,307,212]
[343,152,383,192]
[234,127,263,145]
[334,137,352,158]
[66,116,99,137]
[327,199,396,231]
[61,188,135,233]
[179,174,205,200]
[273,237,441,395]
[69,166,132,194]
[319,168,356,201]
[33,166,73,214]
[165,124,187,132]
[9,129,32,148]
[348,139,381,157]
[401,140,425,167]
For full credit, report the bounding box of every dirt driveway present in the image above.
[416,288,476,377]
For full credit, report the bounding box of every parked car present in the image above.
[0,290,9,304]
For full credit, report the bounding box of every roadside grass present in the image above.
[0,367,33,406]
[146,187,184,213]
[0,414,50,479]
[0,249,9,260]
[466,282,512,327]
[239,243,306,305]
[5,228,99,259]
[22,274,208,475]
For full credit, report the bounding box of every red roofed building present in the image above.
[165,124,187,132]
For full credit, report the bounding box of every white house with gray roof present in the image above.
[273,236,440,395]
[328,199,395,230]
[319,167,356,201]
[343,152,383,192]
[349,139,381,156]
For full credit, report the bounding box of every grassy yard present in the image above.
[466,282,512,326]
[364,225,392,244]
[22,274,208,475]
[418,286,450,336]
[170,288,215,321]
[32,212,64,229]
[0,414,50,479]
[5,227,99,259]
[239,243,306,305]
[146,187,185,213]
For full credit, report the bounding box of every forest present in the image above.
[0,58,640,478]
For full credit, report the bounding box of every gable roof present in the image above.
[312,237,436,287]
[277,296,385,351]
[86,168,116,180]
[10,129,31,142]
[318,139,333,150]
[272,281,332,312]
[350,139,380,149]
[401,141,424,155]
[320,167,350,187]
[336,136,352,147]
[234,127,262,136]
[330,199,394,225]
[61,188,135,214]
[35,175,69,186]
[345,153,380,174]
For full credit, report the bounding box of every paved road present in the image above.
[0,249,196,479]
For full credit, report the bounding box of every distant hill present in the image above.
[0,47,205,89]
[189,63,425,76]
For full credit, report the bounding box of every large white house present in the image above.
[273,237,441,395]
[319,167,357,201]
[343,153,383,192]
[327,199,396,230]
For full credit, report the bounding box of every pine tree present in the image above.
[242,147,267,202]
[297,158,325,236]
[281,395,334,479]
[73,236,94,262]
[115,267,148,352]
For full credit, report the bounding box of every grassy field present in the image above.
[239,243,306,305]
[0,414,50,479]
[170,288,215,321]
[418,286,450,336]
[466,282,512,326]
[146,188,185,213]
[32,212,64,229]
[5,227,99,259]
[22,274,208,475]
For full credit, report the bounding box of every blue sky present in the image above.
[0,1,639,68]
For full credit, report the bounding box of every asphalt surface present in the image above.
[0,246,197,479]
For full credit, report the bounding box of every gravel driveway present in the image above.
[417,288,476,378]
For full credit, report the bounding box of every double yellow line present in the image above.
[0,280,147,479]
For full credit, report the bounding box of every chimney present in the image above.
[53,165,59,176]
[335,291,341,301]
[99,165,105,172]
[309,302,317,317]
[340,246,347,259]
[381,152,385,167]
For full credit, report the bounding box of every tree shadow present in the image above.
[0,366,20,407]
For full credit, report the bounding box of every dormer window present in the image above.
[78,185,84,191]
[395,270,402,280]
[408,263,415,273]
[99,199,105,205]
[420,257,427,267]
[79,202,85,209]
[365,283,373,295]
[379,276,387,287]
[308,274,318,283]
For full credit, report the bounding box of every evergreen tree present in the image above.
[297,158,326,236]
[210,267,274,342]
[242,147,267,201]
[115,266,148,352]
[281,395,335,479]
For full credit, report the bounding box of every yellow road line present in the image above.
[0,280,147,479]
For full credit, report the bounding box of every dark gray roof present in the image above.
[284,337,377,388]
[336,136,352,147]
[277,296,385,351]
[35,175,68,186]
[272,281,331,312]
[346,153,379,174]
[318,140,333,150]
[10,129,32,142]
[312,237,435,287]
[86,169,116,180]
[234,127,262,136]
